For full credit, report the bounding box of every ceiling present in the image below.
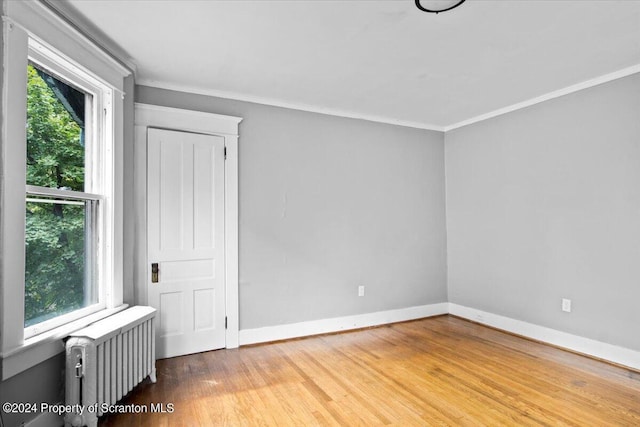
[61,0,640,130]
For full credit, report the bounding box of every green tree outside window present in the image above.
[25,64,91,326]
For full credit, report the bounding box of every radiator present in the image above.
[64,306,157,427]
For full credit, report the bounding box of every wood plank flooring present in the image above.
[99,315,640,426]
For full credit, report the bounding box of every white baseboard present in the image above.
[239,303,449,346]
[449,303,640,371]
[24,410,63,427]
[238,302,639,372]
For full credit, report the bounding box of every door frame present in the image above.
[134,103,242,348]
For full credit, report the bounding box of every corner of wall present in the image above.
[442,129,451,304]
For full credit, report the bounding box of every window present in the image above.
[24,61,103,336]
[1,0,130,379]
[21,40,116,339]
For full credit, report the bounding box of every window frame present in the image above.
[1,0,130,380]
[23,43,112,339]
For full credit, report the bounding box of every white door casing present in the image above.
[134,103,241,354]
[147,128,225,358]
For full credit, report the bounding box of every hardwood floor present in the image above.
[99,315,640,426]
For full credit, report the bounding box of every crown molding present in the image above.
[138,63,640,135]
[136,79,446,132]
[444,64,640,132]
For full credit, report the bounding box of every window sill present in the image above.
[1,304,128,380]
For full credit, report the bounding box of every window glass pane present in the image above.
[24,199,97,327]
[26,64,87,192]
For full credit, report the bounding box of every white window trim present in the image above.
[0,0,130,380]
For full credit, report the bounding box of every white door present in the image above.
[147,127,226,358]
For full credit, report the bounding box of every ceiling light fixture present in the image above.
[415,0,466,14]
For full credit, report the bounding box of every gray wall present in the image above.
[0,353,65,427]
[445,73,640,351]
[136,86,448,330]
[123,75,136,305]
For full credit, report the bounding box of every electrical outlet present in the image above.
[358,285,365,297]
[562,298,571,313]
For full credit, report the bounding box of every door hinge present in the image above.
[225,316,228,329]
[224,146,227,160]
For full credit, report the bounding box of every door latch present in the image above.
[151,263,159,283]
